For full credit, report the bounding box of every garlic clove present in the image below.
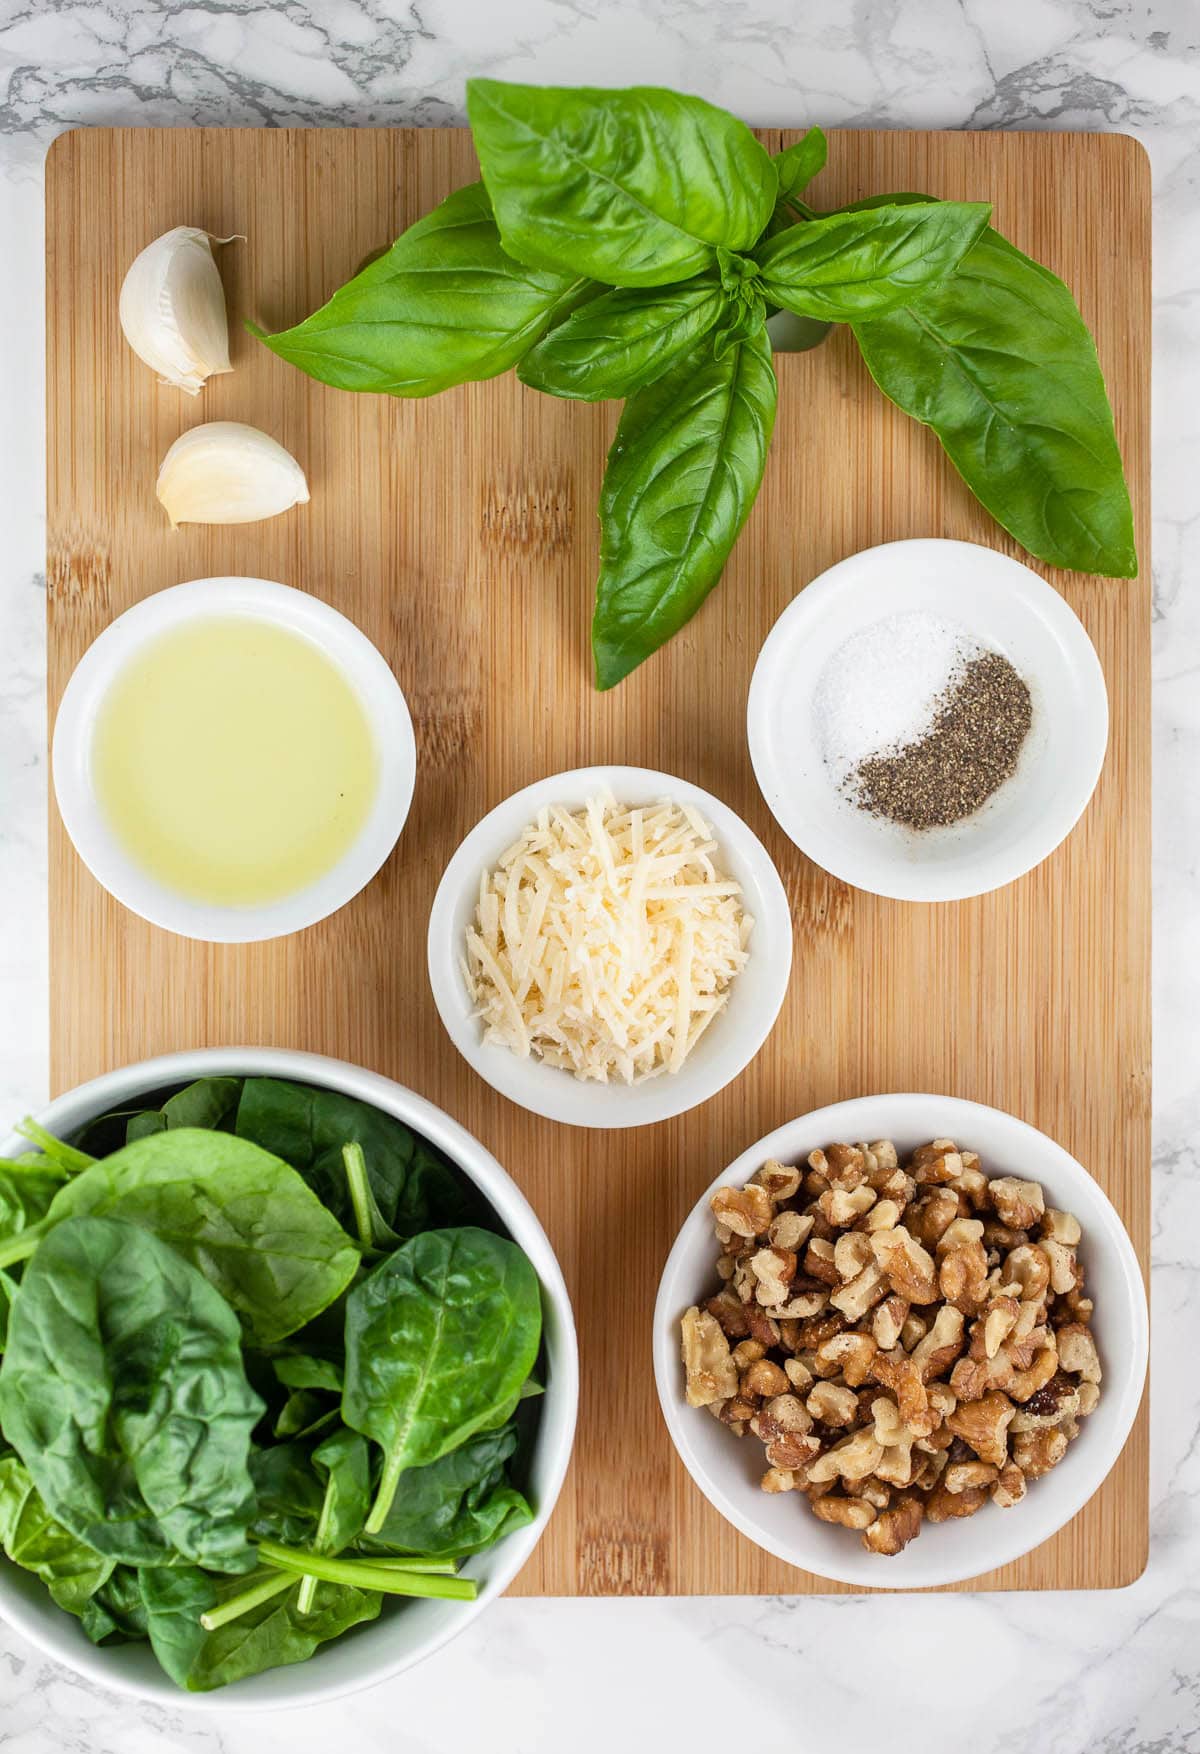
[119,227,234,395]
[156,422,310,527]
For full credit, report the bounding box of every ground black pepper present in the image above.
[851,652,1032,830]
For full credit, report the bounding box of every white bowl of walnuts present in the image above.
[653,1094,1148,1589]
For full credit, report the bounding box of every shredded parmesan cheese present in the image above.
[463,793,753,1084]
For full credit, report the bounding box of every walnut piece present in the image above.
[681,1306,738,1407]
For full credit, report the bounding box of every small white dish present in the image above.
[427,765,793,1129]
[0,1046,578,1708]
[746,539,1109,902]
[654,1092,1148,1590]
[52,577,416,942]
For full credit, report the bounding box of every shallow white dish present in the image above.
[746,539,1109,902]
[427,765,793,1129]
[52,577,416,942]
[0,1047,578,1709]
[654,1092,1147,1590]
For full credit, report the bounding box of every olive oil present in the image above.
[93,615,378,907]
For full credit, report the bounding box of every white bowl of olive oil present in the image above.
[53,577,415,941]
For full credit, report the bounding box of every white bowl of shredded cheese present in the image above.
[427,767,793,1128]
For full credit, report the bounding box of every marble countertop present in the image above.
[0,2,1196,1749]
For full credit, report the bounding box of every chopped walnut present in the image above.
[749,1246,797,1308]
[754,1160,802,1202]
[807,1381,859,1426]
[1055,1322,1102,1384]
[872,1293,910,1351]
[862,1494,923,1554]
[1011,1426,1069,1479]
[871,1225,939,1304]
[806,1427,885,1485]
[812,1494,875,1531]
[711,1182,775,1238]
[925,1481,990,1523]
[761,1467,797,1493]
[681,1306,738,1407]
[988,1177,1046,1230]
[684,1137,1100,1557]
[946,1391,1016,1468]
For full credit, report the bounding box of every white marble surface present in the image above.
[0,2,1196,1748]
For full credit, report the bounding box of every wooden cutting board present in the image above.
[45,126,1150,1593]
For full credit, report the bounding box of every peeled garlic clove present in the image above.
[119,227,233,395]
[156,422,310,527]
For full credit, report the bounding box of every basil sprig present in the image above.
[256,82,1138,687]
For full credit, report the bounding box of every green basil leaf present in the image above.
[518,278,726,401]
[774,127,827,198]
[853,228,1137,576]
[467,79,777,287]
[757,201,991,321]
[256,182,590,397]
[343,1228,542,1533]
[0,1216,263,1571]
[0,1128,360,1345]
[0,1451,114,1614]
[593,327,777,690]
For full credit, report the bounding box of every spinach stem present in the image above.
[14,1119,93,1174]
[200,1570,295,1632]
[365,1452,405,1535]
[295,1470,337,1616]
[342,1142,375,1252]
[255,1540,476,1601]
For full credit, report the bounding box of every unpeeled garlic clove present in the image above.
[156,422,310,527]
[119,227,234,395]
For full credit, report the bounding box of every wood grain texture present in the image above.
[45,126,1150,1594]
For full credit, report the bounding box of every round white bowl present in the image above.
[427,765,793,1129]
[654,1092,1147,1590]
[52,577,416,942]
[0,1047,578,1708]
[747,539,1109,902]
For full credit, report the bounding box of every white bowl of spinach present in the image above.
[0,1048,577,1707]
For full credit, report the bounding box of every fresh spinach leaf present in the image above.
[0,1164,61,1240]
[0,1216,263,1572]
[273,1392,339,1443]
[519,277,726,401]
[0,1451,114,1614]
[256,182,591,398]
[249,1442,326,1545]
[343,1228,542,1532]
[80,1565,147,1645]
[139,1563,380,1693]
[236,1077,481,1238]
[853,227,1137,575]
[774,127,827,198]
[467,79,777,287]
[0,1269,14,1351]
[360,1422,532,1559]
[756,201,991,321]
[271,1353,344,1394]
[0,1127,360,1344]
[593,326,777,689]
[311,1428,371,1555]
